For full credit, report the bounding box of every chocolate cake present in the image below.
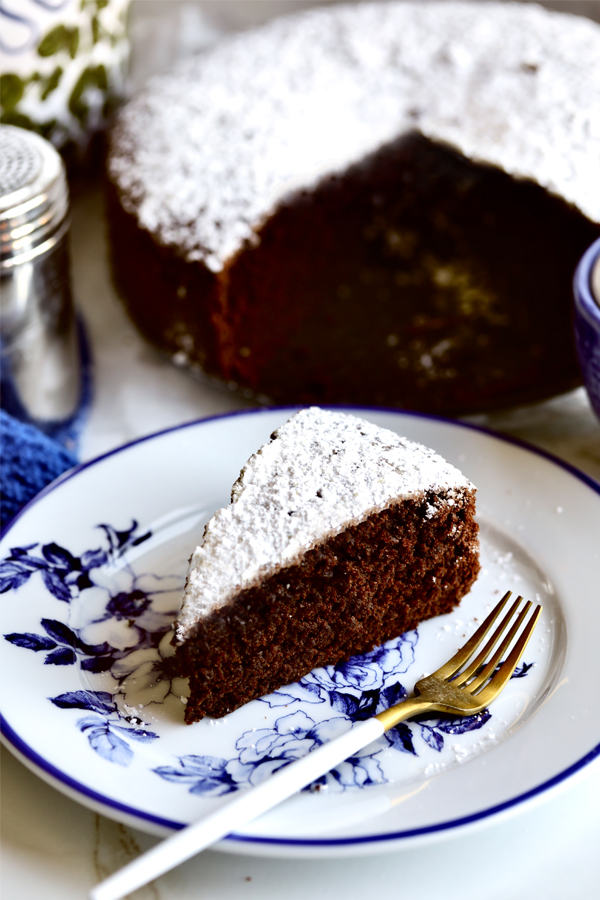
[106,1,600,415]
[175,407,480,723]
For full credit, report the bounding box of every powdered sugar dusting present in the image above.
[176,407,474,639]
[109,1,600,272]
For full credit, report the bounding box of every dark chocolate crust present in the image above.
[106,133,599,415]
[176,488,479,723]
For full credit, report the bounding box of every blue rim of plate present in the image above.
[2,404,600,848]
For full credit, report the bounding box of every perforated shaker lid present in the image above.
[0,125,69,268]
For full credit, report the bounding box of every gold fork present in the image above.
[377,589,542,729]
[90,590,542,900]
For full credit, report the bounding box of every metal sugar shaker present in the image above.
[1,124,84,444]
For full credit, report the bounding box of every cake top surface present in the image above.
[109,0,600,272]
[176,407,473,640]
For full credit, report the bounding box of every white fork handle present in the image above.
[89,717,384,900]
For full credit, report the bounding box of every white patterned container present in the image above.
[0,0,130,157]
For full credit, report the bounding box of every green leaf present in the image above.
[68,69,91,123]
[38,118,58,141]
[96,64,107,91]
[67,27,79,60]
[0,108,57,142]
[41,67,63,101]
[68,63,110,124]
[38,25,68,57]
[0,110,35,130]
[0,73,25,111]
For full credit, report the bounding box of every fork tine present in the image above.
[459,598,531,690]
[471,603,542,705]
[452,596,528,688]
[432,590,513,681]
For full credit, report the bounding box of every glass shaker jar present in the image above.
[0,124,90,448]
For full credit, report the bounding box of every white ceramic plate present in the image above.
[1,407,599,858]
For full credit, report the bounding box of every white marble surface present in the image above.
[3,2,600,898]
[2,740,600,900]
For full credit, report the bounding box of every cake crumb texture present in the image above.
[179,491,479,722]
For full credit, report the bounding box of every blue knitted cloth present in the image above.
[0,410,78,532]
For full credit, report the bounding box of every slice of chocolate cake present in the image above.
[175,408,480,723]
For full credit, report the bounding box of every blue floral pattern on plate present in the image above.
[1,520,530,789]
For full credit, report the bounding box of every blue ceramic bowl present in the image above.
[574,237,600,422]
